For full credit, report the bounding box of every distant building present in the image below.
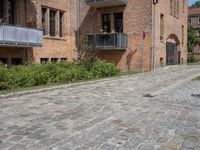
[188,7,200,61]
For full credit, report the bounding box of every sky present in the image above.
[189,0,198,6]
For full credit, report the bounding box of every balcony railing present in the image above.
[0,25,43,47]
[85,0,128,8]
[86,33,128,50]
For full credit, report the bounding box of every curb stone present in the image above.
[0,65,196,100]
[0,73,146,100]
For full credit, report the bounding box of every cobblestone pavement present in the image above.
[1,66,200,150]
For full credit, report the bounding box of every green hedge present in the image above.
[0,60,120,90]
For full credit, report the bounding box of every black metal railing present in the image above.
[86,33,128,50]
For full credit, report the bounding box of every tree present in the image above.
[0,18,3,25]
[191,1,200,8]
[188,26,197,53]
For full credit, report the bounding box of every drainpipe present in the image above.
[76,0,81,60]
[152,0,158,71]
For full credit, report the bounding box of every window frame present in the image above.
[42,8,47,35]
[49,10,56,37]
[102,14,111,33]
[114,12,124,33]
[59,12,64,37]
[8,0,15,25]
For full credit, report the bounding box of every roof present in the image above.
[189,7,200,15]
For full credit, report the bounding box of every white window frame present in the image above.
[198,17,200,24]
[188,18,192,25]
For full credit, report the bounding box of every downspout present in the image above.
[76,0,81,60]
[25,0,29,64]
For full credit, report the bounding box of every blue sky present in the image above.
[189,0,198,6]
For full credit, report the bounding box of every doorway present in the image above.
[166,42,177,65]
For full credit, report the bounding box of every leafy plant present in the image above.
[0,60,120,91]
[0,18,3,25]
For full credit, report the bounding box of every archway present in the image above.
[166,34,180,66]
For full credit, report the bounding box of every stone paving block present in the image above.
[0,66,200,149]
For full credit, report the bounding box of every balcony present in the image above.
[0,25,43,47]
[85,0,128,8]
[86,33,128,50]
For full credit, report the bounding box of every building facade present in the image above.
[0,0,77,66]
[0,0,188,71]
[79,0,188,71]
[188,7,200,61]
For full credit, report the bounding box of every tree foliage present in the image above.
[188,26,197,53]
[191,1,200,8]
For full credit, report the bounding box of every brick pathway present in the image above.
[0,65,200,150]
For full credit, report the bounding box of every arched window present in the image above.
[174,0,176,17]
[177,0,179,18]
[183,0,185,13]
[170,0,173,15]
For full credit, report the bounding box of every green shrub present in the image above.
[188,53,197,63]
[0,60,120,90]
[91,60,120,78]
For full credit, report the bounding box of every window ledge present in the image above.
[43,36,67,41]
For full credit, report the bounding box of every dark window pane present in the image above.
[0,58,8,64]
[59,12,63,37]
[51,58,58,62]
[8,0,15,25]
[0,0,3,19]
[50,10,56,36]
[11,58,23,65]
[61,58,67,61]
[114,12,123,33]
[40,58,49,64]
[102,14,111,33]
[42,8,47,35]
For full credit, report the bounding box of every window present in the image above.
[51,58,58,62]
[182,25,184,45]
[50,10,56,36]
[198,31,200,37]
[188,18,192,25]
[160,14,164,41]
[183,0,185,13]
[0,58,8,65]
[8,0,15,25]
[114,12,123,33]
[61,58,67,61]
[0,0,3,19]
[198,18,200,24]
[170,0,173,15]
[177,0,179,18]
[59,12,63,37]
[11,58,23,65]
[42,8,47,35]
[40,58,49,64]
[102,14,111,33]
[174,0,176,17]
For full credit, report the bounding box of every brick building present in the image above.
[0,0,188,71]
[0,0,77,66]
[188,7,200,61]
[79,0,188,71]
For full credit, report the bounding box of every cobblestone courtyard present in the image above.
[0,66,200,150]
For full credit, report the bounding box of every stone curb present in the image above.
[0,73,147,100]
[0,65,196,100]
